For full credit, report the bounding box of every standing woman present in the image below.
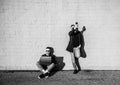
[66,22,85,74]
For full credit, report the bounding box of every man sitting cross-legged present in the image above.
[36,47,57,79]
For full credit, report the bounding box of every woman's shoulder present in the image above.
[69,30,74,35]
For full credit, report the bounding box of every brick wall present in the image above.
[0,0,120,70]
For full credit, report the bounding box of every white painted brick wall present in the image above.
[0,0,120,70]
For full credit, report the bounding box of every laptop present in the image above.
[39,56,52,65]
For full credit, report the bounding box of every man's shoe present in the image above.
[44,72,50,78]
[38,74,45,79]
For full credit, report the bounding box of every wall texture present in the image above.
[0,0,120,70]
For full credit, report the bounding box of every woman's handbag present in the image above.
[73,46,81,58]
[80,47,87,58]
[74,46,87,58]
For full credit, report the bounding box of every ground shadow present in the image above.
[49,56,65,77]
[83,69,94,72]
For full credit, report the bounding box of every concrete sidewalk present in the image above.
[0,70,120,85]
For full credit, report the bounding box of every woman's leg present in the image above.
[75,57,81,71]
[73,47,81,71]
[70,52,78,70]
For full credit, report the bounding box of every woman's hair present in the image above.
[71,24,75,27]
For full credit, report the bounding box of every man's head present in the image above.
[45,47,54,56]
[75,22,79,29]
[75,22,78,25]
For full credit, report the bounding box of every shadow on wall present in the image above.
[54,56,65,71]
[48,47,65,70]
[50,56,65,76]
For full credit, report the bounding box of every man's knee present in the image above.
[36,61,42,67]
[47,63,55,69]
[36,61,39,65]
